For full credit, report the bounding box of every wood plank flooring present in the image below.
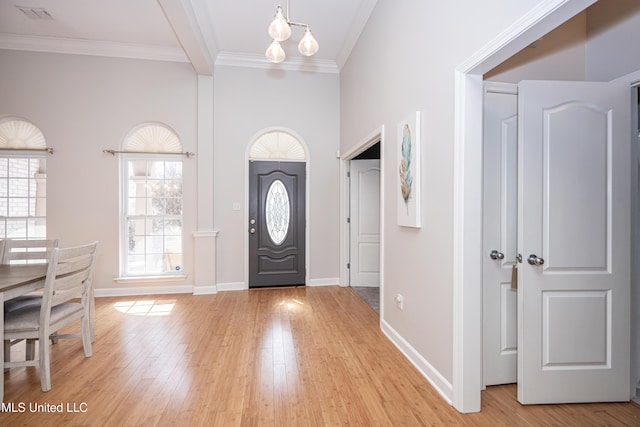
[1,285,639,426]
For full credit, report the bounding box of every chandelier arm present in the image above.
[288,21,309,28]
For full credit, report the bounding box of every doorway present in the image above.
[246,130,309,288]
[349,143,381,313]
[454,0,640,413]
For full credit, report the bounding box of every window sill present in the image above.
[113,275,188,284]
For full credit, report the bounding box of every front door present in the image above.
[518,80,630,404]
[249,161,305,288]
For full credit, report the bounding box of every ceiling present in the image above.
[0,0,378,74]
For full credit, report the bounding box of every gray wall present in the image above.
[0,49,199,291]
[341,0,549,391]
[213,65,340,287]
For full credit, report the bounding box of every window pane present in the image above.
[164,196,182,215]
[9,179,28,197]
[128,197,147,215]
[165,162,182,179]
[165,235,182,251]
[10,198,29,217]
[146,235,164,253]
[127,254,146,274]
[0,179,7,198]
[265,179,290,245]
[27,218,46,239]
[8,159,29,178]
[145,253,163,273]
[148,161,165,179]
[7,218,26,238]
[122,155,182,276]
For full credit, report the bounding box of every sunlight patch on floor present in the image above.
[114,299,176,316]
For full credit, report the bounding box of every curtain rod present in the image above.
[103,149,195,158]
[0,147,53,154]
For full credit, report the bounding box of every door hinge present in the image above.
[347,217,350,223]
[347,263,350,269]
[347,171,350,178]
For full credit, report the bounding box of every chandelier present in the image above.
[265,2,319,63]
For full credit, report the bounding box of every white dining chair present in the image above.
[3,239,60,365]
[3,241,98,392]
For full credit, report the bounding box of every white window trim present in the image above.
[119,152,184,278]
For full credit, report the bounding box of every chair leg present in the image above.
[4,340,9,373]
[39,334,51,392]
[25,339,36,360]
[81,315,92,358]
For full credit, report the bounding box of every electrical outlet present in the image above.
[395,294,404,310]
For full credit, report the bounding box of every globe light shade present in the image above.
[265,40,286,63]
[298,27,319,56]
[268,6,291,41]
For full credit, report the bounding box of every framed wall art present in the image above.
[397,111,421,228]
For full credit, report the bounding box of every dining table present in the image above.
[0,263,48,402]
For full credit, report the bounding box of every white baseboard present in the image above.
[307,278,340,287]
[95,285,193,298]
[193,285,218,295]
[381,318,453,405]
[217,282,247,292]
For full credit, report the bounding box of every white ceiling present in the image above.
[0,0,378,74]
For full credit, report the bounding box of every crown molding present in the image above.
[215,51,339,74]
[0,33,188,63]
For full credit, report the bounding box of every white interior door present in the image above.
[518,80,631,404]
[349,159,380,287]
[483,83,519,386]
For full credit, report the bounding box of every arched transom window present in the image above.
[0,117,47,240]
[121,123,184,276]
[249,131,306,161]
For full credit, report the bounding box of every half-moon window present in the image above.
[249,131,305,160]
[124,123,182,153]
[0,117,46,149]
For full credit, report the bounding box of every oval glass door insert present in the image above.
[265,179,290,245]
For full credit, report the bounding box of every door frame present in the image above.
[452,0,598,413]
[244,127,310,289]
[340,126,385,317]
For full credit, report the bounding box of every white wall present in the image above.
[213,65,340,288]
[0,49,199,292]
[341,0,549,392]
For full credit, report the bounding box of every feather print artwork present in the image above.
[399,123,412,214]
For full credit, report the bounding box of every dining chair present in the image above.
[3,239,60,365]
[3,241,98,392]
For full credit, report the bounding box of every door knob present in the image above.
[249,228,256,234]
[490,250,505,260]
[527,254,544,266]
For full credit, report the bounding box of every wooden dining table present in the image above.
[0,263,48,402]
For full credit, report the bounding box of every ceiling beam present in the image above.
[158,0,213,75]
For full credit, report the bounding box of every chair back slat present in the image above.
[2,239,59,265]
[42,242,98,312]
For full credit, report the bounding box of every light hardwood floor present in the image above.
[2,285,639,426]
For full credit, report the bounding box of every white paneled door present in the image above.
[483,83,519,386]
[349,159,380,287]
[517,80,630,404]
